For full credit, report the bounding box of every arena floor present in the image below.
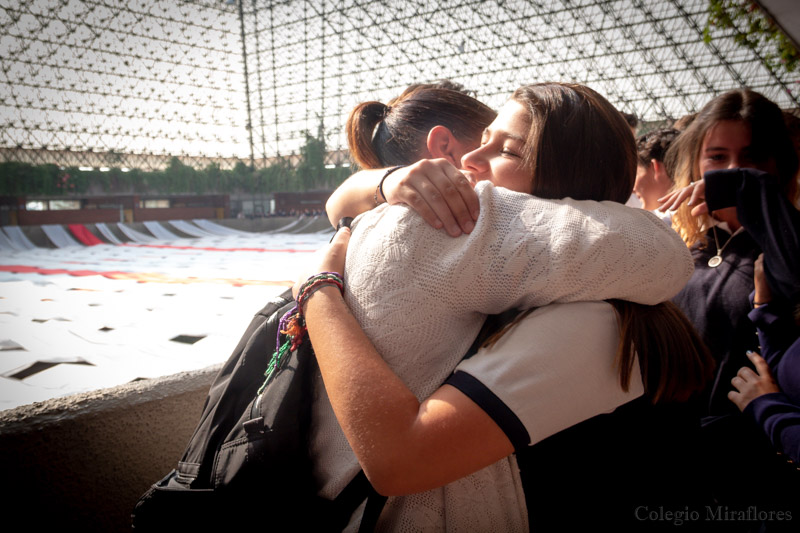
[0,230,332,410]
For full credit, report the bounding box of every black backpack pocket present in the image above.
[131,470,216,530]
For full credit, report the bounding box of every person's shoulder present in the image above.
[473,182,570,228]
[510,302,616,335]
[350,199,426,236]
[348,194,463,260]
[474,180,551,205]
[453,301,642,447]
[479,302,617,356]
[526,300,614,317]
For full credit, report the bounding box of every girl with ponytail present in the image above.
[300,82,713,531]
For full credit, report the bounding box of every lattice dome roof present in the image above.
[1,0,797,170]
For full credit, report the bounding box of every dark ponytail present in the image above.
[346,101,391,169]
[345,83,496,169]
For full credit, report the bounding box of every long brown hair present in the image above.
[511,83,636,204]
[346,82,496,169]
[666,89,799,248]
[486,82,715,403]
[608,300,713,403]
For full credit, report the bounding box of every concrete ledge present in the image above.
[0,365,220,532]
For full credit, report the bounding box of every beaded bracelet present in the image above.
[297,273,344,310]
[288,271,344,341]
[373,165,406,206]
[259,272,344,392]
[297,271,344,294]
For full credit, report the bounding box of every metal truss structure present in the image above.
[1,0,798,171]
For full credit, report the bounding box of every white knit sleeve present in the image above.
[343,181,692,401]
[313,182,692,504]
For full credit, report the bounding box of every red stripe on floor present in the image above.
[121,243,316,253]
[0,265,293,287]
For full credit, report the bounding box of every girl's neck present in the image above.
[711,206,741,232]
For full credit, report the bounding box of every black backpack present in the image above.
[131,288,385,531]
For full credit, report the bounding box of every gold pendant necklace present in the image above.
[708,226,744,268]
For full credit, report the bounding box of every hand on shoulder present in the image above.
[383,159,479,237]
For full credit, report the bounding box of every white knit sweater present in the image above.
[310,181,694,531]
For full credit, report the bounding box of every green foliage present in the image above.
[256,158,294,192]
[203,162,223,192]
[322,164,351,189]
[0,129,350,196]
[704,0,799,74]
[164,157,198,193]
[0,162,61,195]
[295,130,326,190]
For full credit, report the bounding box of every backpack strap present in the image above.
[331,471,387,533]
[359,484,388,533]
